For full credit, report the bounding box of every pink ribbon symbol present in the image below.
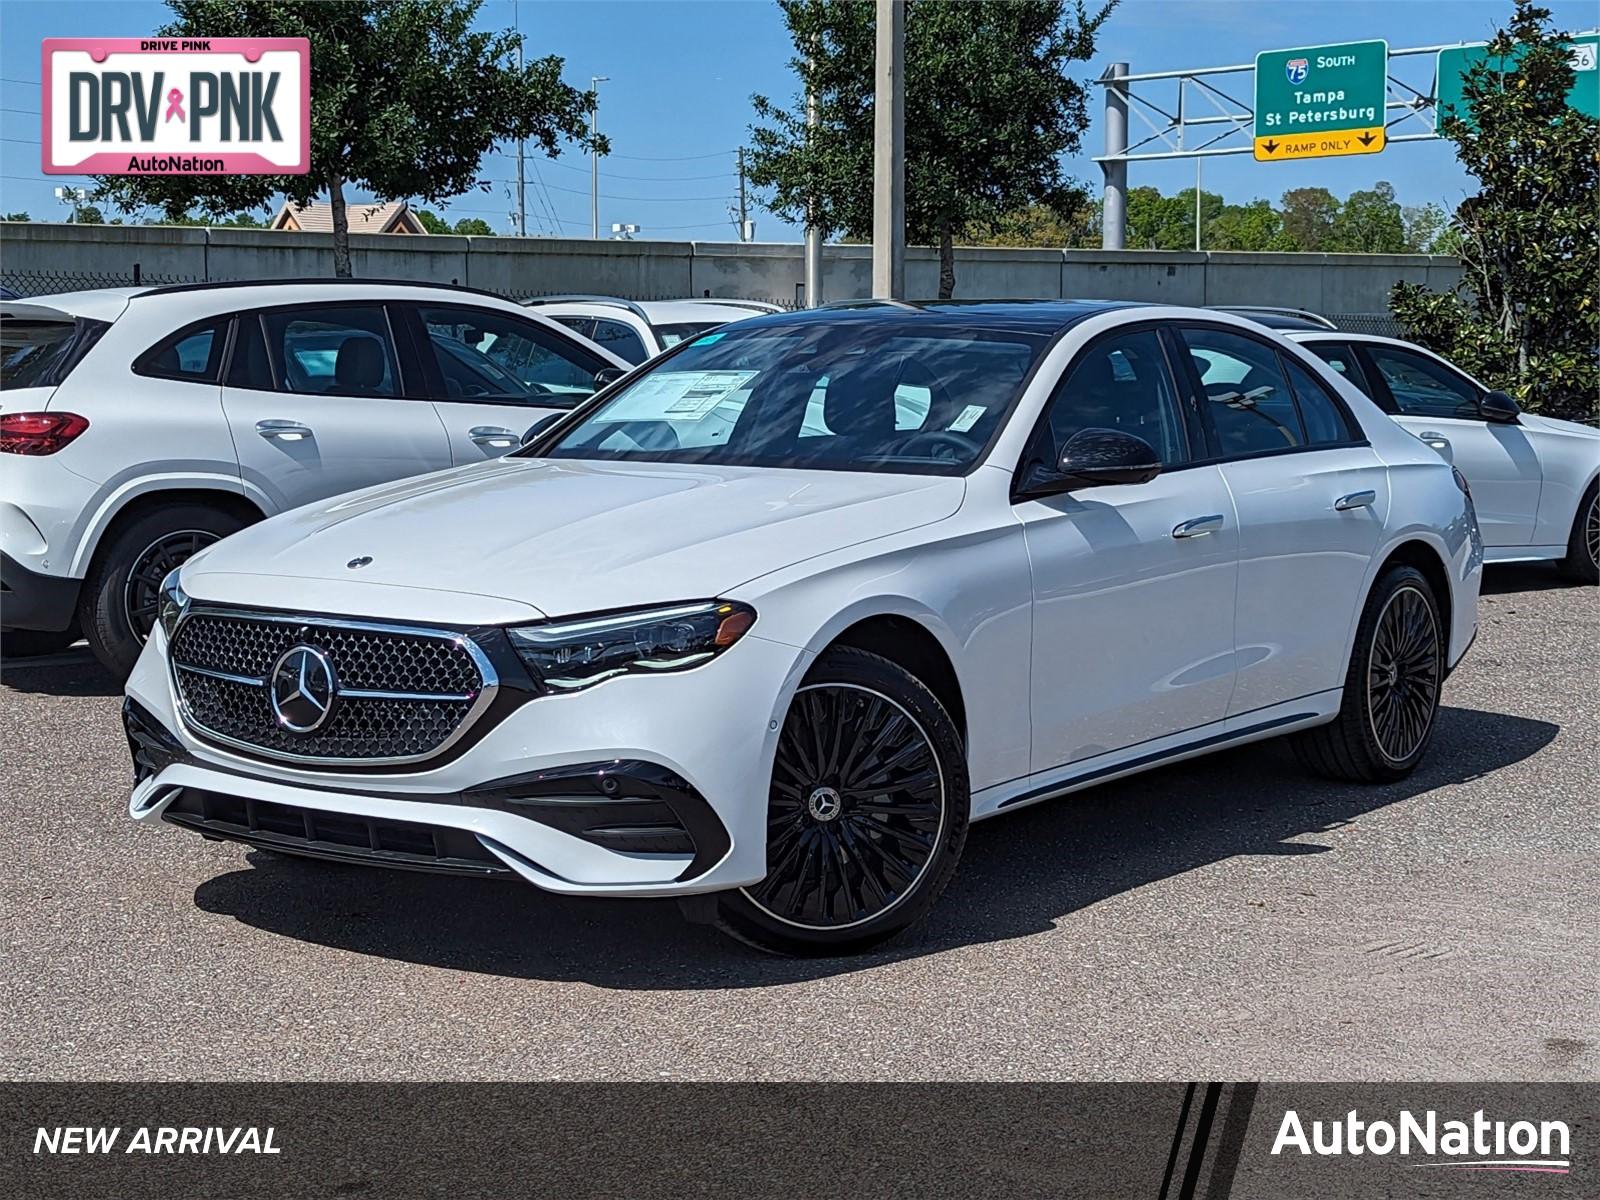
[164,88,185,123]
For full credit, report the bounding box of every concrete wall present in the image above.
[0,221,1462,313]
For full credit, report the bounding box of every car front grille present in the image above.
[169,610,495,766]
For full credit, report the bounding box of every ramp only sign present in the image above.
[1254,40,1388,161]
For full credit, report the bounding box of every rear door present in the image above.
[222,303,452,514]
[1355,341,1541,547]
[1179,324,1390,716]
[403,303,615,462]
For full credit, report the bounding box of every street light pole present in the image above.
[871,0,905,299]
[804,50,823,308]
[1101,62,1129,250]
[590,75,609,240]
[514,0,526,237]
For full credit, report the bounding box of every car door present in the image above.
[406,303,616,462]
[1016,326,1241,772]
[221,303,452,514]
[1180,325,1390,716]
[1356,341,1541,547]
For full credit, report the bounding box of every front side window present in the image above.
[1034,329,1192,467]
[589,318,650,365]
[1182,327,1304,456]
[135,319,227,382]
[538,320,1048,475]
[1363,345,1481,419]
[262,305,400,398]
[423,305,602,404]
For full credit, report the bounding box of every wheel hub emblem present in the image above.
[269,644,337,733]
[807,786,843,822]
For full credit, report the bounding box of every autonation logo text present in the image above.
[1272,1108,1571,1174]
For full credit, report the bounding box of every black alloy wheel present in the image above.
[744,682,945,929]
[700,647,968,956]
[1365,584,1441,765]
[124,530,218,643]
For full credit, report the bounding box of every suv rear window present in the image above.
[1,316,108,390]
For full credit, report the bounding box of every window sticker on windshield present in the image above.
[691,332,725,346]
[949,404,986,433]
[605,370,758,423]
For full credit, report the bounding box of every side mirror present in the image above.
[520,412,563,447]
[1480,389,1520,423]
[1018,428,1162,499]
[593,366,627,389]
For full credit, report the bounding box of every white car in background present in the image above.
[1218,310,1599,583]
[1,280,628,674]
[524,295,781,364]
[128,301,1481,955]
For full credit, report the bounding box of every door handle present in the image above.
[1334,490,1376,512]
[255,419,313,441]
[1419,431,1451,452]
[1171,514,1224,539]
[469,426,519,449]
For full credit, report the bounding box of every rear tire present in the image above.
[704,646,968,956]
[1557,480,1598,585]
[1292,564,1444,783]
[79,503,244,680]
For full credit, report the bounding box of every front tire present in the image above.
[79,503,244,679]
[707,647,969,956]
[1292,563,1444,783]
[1557,480,1598,585]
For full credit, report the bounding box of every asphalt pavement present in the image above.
[2,564,1595,1081]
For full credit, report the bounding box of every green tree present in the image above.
[1401,202,1451,253]
[451,216,495,235]
[1207,198,1292,251]
[93,0,600,276]
[416,209,453,235]
[1328,181,1406,252]
[74,204,106,224]
[1,211,29,222]
[964,201,1099,248]
[748,0,1115,297]
[417,210,497,235]
[1279,186,1340,251]
[1390,1,1598,419]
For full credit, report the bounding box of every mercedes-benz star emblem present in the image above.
[807,786,843,822]
[269,645,338,733]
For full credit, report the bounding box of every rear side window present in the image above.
[590,317,649,365]
[1302,341,1373,399]
[134,318,228,383]
[2,316,109,389]
[1181,327,1304,455]
[262,305,401,398]
[1283,356,1359,444]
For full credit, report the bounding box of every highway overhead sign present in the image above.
[1437,34,1599,129]
[1254,40,1388,161]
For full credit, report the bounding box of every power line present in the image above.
[610,149,737,162]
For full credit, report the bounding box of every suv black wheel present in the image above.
[1557,480,1598,584]
[1292,563,1444,783]
[79,503,245,679]
[704,647,968,956]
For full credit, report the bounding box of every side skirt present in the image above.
[971,691,1340,821]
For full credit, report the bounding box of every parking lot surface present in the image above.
[2,565,1595,1082]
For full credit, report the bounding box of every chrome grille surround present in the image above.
[167,608,498,767]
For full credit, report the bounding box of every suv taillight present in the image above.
[0,412,90,455]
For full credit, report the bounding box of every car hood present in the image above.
[184,456,965,622]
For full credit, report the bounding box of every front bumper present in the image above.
[125,625,810,897]
[1,551,82,632]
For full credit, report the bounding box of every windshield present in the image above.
[540,320,1048,475]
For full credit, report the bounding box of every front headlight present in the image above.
[509,600,756,692]
[157,567,189,640]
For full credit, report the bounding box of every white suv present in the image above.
[524,295,781,364]
[128,301,1482,955]
[1,281,628,674]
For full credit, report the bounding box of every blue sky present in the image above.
[1,0,1595,241]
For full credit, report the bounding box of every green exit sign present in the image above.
[1437,34,1599,128]
[1255,39,1388,161]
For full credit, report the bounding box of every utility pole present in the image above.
[1194,157,1201,252]
[590,75,608,240]
[871,0,905,299]
[1100,61,1128,250]
[737,147,748,242]
[804,50,823,308]
[514,0,526,237]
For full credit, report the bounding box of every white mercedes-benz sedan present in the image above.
[125,301,1483,955]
